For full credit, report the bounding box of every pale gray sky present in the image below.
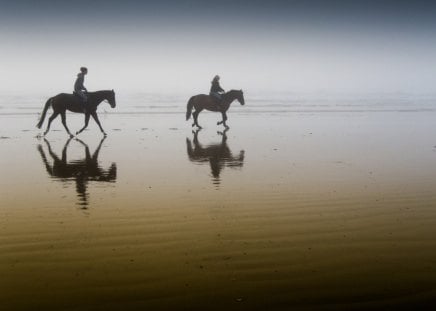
[1,0,436,94]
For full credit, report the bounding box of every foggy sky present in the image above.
[1,0,436,94]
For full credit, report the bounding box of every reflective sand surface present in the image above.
[2,109,436,310]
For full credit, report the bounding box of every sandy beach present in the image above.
[2,97,436,310]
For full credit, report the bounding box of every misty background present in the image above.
[1,0,436,96]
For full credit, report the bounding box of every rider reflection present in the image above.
[37,137,116,208]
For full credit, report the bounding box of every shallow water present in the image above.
[2,94,436,310]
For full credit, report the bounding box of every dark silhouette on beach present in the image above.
[186,129,244,185]
[36,90,116,137]
[186,89,245,129]
[37,137,117,207]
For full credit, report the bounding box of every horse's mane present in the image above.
[222,89,241,99]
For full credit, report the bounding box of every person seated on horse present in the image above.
[74,67,88,112]
[209,75,225,106]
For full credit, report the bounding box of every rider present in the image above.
[209,75,225,105]
[74,67,88,111]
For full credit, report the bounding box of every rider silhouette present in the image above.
[209,75,225,105]
[74,67,88,111]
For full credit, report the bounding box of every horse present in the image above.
[186,89,245,129]
[186,128,245,185]
[36,90,116,137]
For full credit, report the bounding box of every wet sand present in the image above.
[2,109,436,310]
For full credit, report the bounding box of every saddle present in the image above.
[209,93,222,107]
[73,91,87,104]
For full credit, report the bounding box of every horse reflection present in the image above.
[186,129,244,185]
[37,137,116,207]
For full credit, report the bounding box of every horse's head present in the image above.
[107,89,116,108]
[236,89,245,106]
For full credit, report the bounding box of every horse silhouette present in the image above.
[186,129,244,185]
[37,137,116,207]
[186,89,245,129]
[36,90,116,137]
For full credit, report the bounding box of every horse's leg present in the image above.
[217,127,229,138]
[60,112,73,138]
[217,110,223,125]
[44,111,60,136]
[76,113,90,135]
[219,112,229,129]
[92,136,106,162]
[74,138,92,162]
[193,128,201,147]
[91,112,107,136]
[192,109,203,129]
[62,137,73,162]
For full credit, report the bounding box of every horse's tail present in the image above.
[36,97,53,129]
[186,96,195,120]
